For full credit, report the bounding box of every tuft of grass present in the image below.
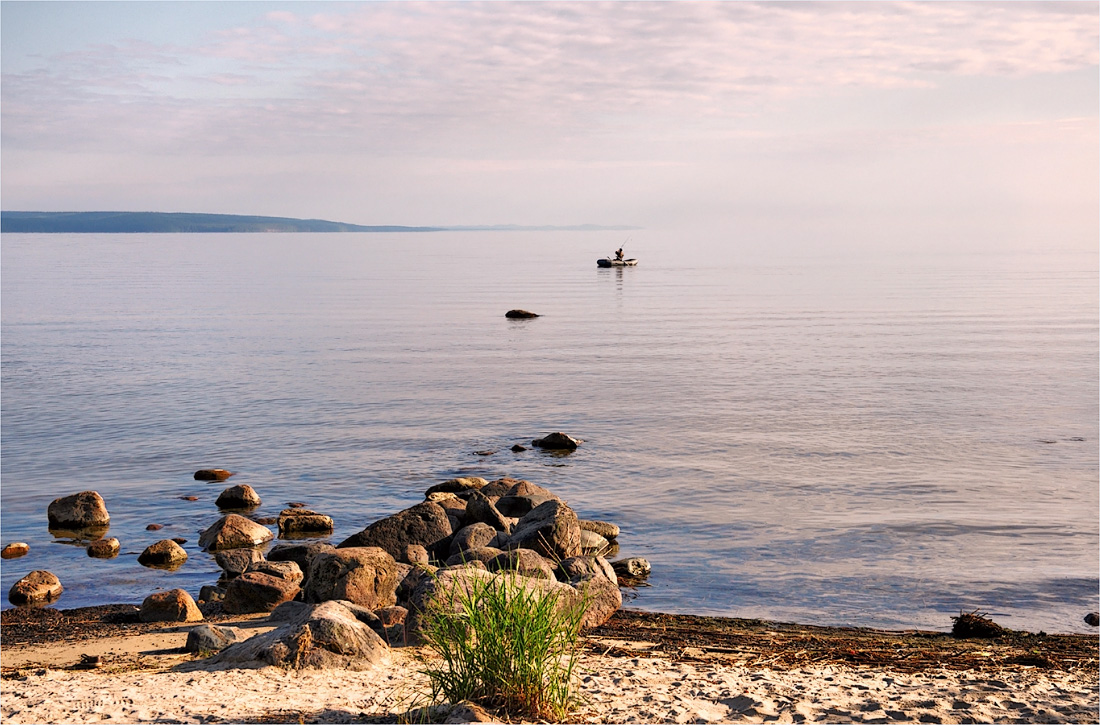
[418,571,587,721]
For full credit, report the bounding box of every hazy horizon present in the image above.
[2,1,1097,253]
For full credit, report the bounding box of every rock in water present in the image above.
[1085,612,1099,626]
[277,509,334,537]
[47,491,110,529]
[216,484,261,509]
[194,469,235,481]
[87,538,121,558]
[505,309,539,319]
[9,571,63,606]
[199,514,274,551]
[531,432,582,450]
[137,539,188,568]
[611,557,651,578]
[1,542,30,559]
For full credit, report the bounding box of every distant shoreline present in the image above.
[0,211,639,234]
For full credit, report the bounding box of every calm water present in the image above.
[2,231,1096,633]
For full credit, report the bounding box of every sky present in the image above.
[1,1,1097,251]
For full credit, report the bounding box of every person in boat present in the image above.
[615,247,624,261]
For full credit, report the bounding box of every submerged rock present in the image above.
[87,537,121,559]
[1,542,30,559]
[194,469,235,481]
[505,309,539,319]
[531,432,582,450]
[216,484,262,509]
[138,539,188,569]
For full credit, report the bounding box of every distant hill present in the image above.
[0,211,443,234]
[0,211,639,234]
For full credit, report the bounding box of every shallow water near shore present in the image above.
[1,230,1096,633]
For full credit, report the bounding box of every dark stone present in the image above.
[216,484,261,509]
[507,500,582,561]
[337,501,453,561]
[278,509,334,537]
[1085,612,1099,626]
[194,469,234,481]
[531,432,582,450]
[425,477,487,497]
[511,444,527,452]
[495,494,556,518]
[464,490,511,533]
[146,524,163,531]
[505,309,539,319]
[185,623,241,653]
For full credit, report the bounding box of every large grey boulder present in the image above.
[8,571,63,606]
[47,491,110,529]
[337,501,453,561]
[305,547,400,609]
[199,514,274,551]
[507,500,581,561]
[207,600,388,670]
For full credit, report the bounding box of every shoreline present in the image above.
[3,605,1096,723]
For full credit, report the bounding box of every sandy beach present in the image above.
[3,608,1096,724]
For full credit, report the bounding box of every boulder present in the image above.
[199,514,274,551]
[199,585,226,604]
[557,555,617,584]
[505,309,539,319]
[223,570,302,614]
[137,539,188,568]
[215,547,266,577]
[47,491,110,529]
[504,480,559,499]
[507,500,581,561]
[495,494,556,518]
[208,600,389,670]
[579,519,620,540]
[510,444,528,452]
[434,497,468,527]
[194,469,234,481]
[487,548,556,580]
[185,623,242,654]
[2,542,30,559]
[444,546,504,568]
[403,544,430,565]
[1086,612,1099,627]
[8,570,63,606]
[611,557,651,578]
[305,547,400,609]
[216,484,261,509]
[580,529,612,556]
[449,523,499,558]
[337,501,453,561]
[478,478,516,499]
[268,542,335,580]
[464,490,511,533]
[569,573,622,629]
[531,432,582,451]
[140,588,202,623]
[277,509,334,537]
[425,477,487,497]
